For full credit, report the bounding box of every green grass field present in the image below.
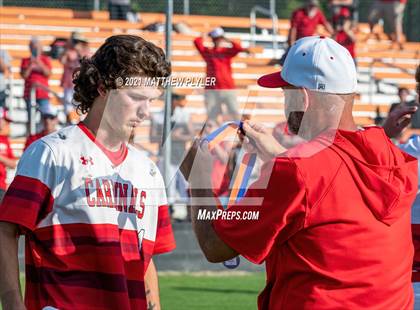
[159,272,265,309]
[2,272,264,309]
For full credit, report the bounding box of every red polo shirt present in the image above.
[291,8,329,40]
[193,37,244,89]
[213,127,417,309]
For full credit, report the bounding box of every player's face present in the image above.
[103,86,162,139]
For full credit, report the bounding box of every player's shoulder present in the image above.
[274,134,342,184]
[126,145,163,181]
[127,145,158,167]
[32,125,82,155]
[41,124,78,143]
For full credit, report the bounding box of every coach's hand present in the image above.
[242,121,285,162]
[383,103,418,139]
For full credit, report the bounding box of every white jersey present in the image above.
[0,123,175,309]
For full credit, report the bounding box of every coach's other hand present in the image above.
[383,103,418,139]
[242,121,285,162]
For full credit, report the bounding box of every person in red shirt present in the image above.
[329,0,356,28]
[0,108,16,202]
[181,36,417,309]
[194,27,250,121]
[20,37,52,134]
[288,0,333,46]
[367,0,407,49]
[333,11,356,65]
[23,105,59,151]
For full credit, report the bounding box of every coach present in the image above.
[182,36,418,309]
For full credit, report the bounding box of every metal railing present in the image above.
[4,75,13,110]
[250,5,278,56]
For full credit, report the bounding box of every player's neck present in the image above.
[82,113,125,152]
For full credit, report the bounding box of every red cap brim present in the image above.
[257,71,292,88]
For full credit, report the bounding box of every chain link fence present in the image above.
[2,0,419,41]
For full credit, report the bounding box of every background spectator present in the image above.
[288,0,333,46]
[60,32,89,124]
[389,87,411,112]
[108,0,131,20]
[20,37,52,133]
[194,27,250,121]
[367,0,406,49]
[390,87,420,129]
[24,105,59,151]
[0,50,11,109]
[280,0,333,65]
[333,10,356,66]
[0,107,16,202]
[329,0,357,28]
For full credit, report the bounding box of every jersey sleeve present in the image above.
[212,157,307,264]
[0,140,57,231]
[152,167,176,255]
[153,204,176,255]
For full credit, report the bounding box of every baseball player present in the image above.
[182,36,418,309]
[0,35,175,310]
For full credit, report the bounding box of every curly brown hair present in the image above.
[73,35,171,114]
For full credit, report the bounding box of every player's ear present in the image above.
[302,88,309,112]
[97,84,108,97]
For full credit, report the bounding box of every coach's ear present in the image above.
[97,84,108,97]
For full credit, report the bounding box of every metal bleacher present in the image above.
[0,6,419,162]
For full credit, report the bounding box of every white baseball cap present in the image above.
[258,36,357,94]
[208,27,225,39]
